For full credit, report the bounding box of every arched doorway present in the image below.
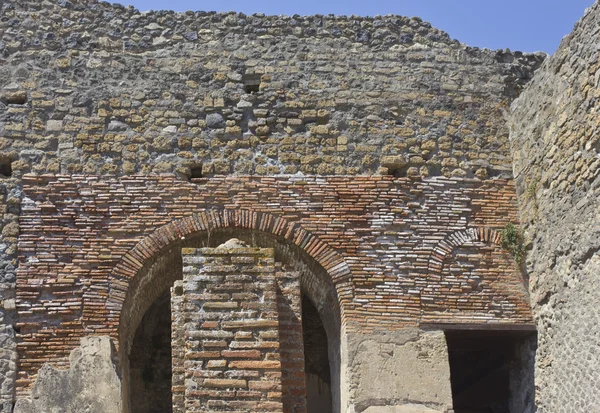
[129,291,173,413]
[303,295,333,413]
[114,219,347,413]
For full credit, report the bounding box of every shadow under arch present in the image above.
[107,209,352,413]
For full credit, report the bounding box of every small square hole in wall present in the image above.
[243,74,262,94]
[189,164,203,180]
[388,165,410,177]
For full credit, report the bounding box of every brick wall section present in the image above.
[0,1,548,408]
[181,244,283,412]
[15,174,532,393]
[422,228,517,322]
[0,2,550,408]
[171,281,185,413]
[275,264,307,413]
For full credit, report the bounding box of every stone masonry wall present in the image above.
[0,0,543,179]
[510,1,600,411]
[0,179,19,412]
[15,174,532,396]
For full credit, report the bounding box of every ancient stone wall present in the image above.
[0,0,550,410]
[510,2,600,411]
[0,0,543,179]
[13,336,121,413]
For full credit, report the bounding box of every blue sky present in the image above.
[117,0,595,53]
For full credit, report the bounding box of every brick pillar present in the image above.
[275,263,307,413]
[170,280,185,413]
[178,239,284,413]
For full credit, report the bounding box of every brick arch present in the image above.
[106,208,353,339]
[422,226,533,325]
[428,227,502,274]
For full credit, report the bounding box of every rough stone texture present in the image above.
[510,2,600,411]
[13,336,121,413]
[0,1,544,179]
[0,326,16,413]
[0,178,20,412]
[345,329,452,413]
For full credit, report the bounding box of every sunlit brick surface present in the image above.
[15,174,532,395]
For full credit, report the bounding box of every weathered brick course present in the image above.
[14,174,531,395]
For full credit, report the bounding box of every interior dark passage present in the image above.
[446,330,536,413]
[302,295,333,413]
[129,291,173,413]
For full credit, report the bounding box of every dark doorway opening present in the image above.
[446,330,536,413]
[129,291,173,413]
[302,295,333,413]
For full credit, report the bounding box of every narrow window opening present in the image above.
[303,295,332,413]
[245,83,260,94]
[446,330,536,413]
[243,74,262,94]
[428,164,443,177]
[388,165,410,177]
[486,167,502,178]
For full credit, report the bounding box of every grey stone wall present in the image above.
[0,180,19,411]
[0,0,544,179]
[510,1,600,411]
